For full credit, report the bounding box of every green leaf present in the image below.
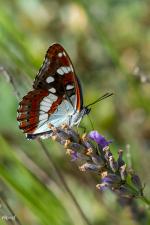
[0,136,72,225]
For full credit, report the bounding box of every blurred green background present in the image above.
[0,0,150,224]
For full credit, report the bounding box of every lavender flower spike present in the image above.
[89,131,112,148]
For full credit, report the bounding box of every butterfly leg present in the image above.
[78,125,87,133]
[75,124,87,136]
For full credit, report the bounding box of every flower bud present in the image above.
[79,162,100,172]
[96,183,109,191]
[117,149,125,167]
[103,146,112,161]
[109,155,118,172]
[64,140,71,148]
[66,128,80,143]
[115,185,134,198]
[131,172,143,195]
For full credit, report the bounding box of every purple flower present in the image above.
[80,162,100,171]
[101,176,113,184]
[70,151,79,161]
[97,174,121,192]
[88,131,112,148]
[96,183,109,191]
[101,174,121,185]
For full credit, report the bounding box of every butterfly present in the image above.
[17,43,90,139]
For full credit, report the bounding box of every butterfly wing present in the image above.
[17,43,83,138]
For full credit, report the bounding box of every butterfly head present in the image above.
[69,106,91,127]
[84,106,91,115]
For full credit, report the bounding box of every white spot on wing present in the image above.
[46,76,54,83]
[48,94,58,101]
[57,68,64,75]
[43,97,52,103]
[62,66,68,74]
[40,101,50,107]
[63,51,66,56]
[40,105,50,112]
[66,67,71,73]
[57,66,72,75]
[58,52,63,57]
[66,84,74,90]
[49,88,56,93]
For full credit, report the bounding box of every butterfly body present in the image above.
[17,43,89,139]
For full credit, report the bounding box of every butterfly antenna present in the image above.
[86,92,114,108]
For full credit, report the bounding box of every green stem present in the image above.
[139,196,150,206]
